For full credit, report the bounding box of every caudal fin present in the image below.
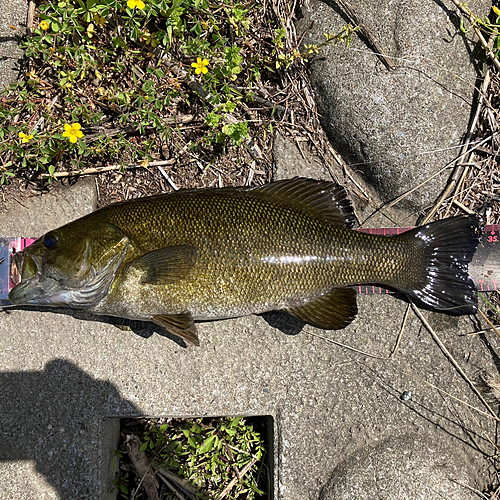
[401,215,482,315]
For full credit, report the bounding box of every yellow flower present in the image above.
[18,132,33,143]
[86,23,96,38]
[39,20,49,31]
[62,123,84,143]
[493,5,500,15]
[191,57,209,75]
[127,0,145,9]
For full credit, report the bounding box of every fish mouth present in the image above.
[11,251,40,286]
[8,244,129,308]
[8,252,68,306]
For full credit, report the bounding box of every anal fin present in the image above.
[152,312,200,346]
[285,287,358,330]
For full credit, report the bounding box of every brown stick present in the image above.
[215,456,259,500]
[124,434,160,500]
[156,474,186,500]
[156,467,199,500]
[336,0,396,71]
[422,68,491,223]
[411,304,499,420]
[26,0,35,35]
[41,159,175,178]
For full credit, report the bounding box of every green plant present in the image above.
[116,416,267,499]
[1,0,356,183]
[0,0,266,180]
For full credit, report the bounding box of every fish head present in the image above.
[9,220,130,308]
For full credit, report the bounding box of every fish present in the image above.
[8,177,482,346]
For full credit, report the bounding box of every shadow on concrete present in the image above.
[260,310,305,336]
[0,359,142,499]
[5,305,192,347]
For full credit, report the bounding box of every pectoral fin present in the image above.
[285,287,357,330]
[152,312,200,346]
[130,245,198,285]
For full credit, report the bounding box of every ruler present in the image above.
[0,226,498,305]
[0,237,37,306]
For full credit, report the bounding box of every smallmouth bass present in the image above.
[9,178,482,346]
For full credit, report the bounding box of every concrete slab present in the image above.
[0,159,498,500]
[0,0,25,90]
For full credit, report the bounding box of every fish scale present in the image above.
[96,190,421,320]
[7,178,481,346]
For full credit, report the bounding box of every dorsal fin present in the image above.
[251,177,357,228]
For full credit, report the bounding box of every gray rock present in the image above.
[320,433,480,500]
[0,0,26,90]
[296,0,490,212]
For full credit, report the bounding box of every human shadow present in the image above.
[0,358,142,499]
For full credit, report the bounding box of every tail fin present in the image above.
[401,215,482,315]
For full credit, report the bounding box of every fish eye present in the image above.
[42,232,59,249]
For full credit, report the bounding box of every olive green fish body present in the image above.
[9,178,481,345]
[89,188,416,318]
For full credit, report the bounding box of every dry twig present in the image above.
[304,328,391,359]
[335,0,396,70]
[156,467,199,500]
[41,159,175,178]
[215,456,259,500]
[423,69,491,223]
[410,303,499,420]
[125,434,160,500]
[448,0,500,72]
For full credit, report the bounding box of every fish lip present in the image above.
[9,251,64,305]
[8,274,44,305]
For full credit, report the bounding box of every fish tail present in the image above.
[400,215,482,315]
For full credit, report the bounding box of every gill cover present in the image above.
[9,223,130,308]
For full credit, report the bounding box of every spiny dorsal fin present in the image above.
[130,245,197,285]
[152,312,199,346]
[251,177,357,228]
[285,287,358,330]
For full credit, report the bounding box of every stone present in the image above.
[320,433,480,500]
[296,0,490,212]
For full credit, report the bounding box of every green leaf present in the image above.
[198,434,216,454]
[140,441,148,452]
[230,417,242,427]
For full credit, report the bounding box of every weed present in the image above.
[1,0,354,184]
[115,416,268,499]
